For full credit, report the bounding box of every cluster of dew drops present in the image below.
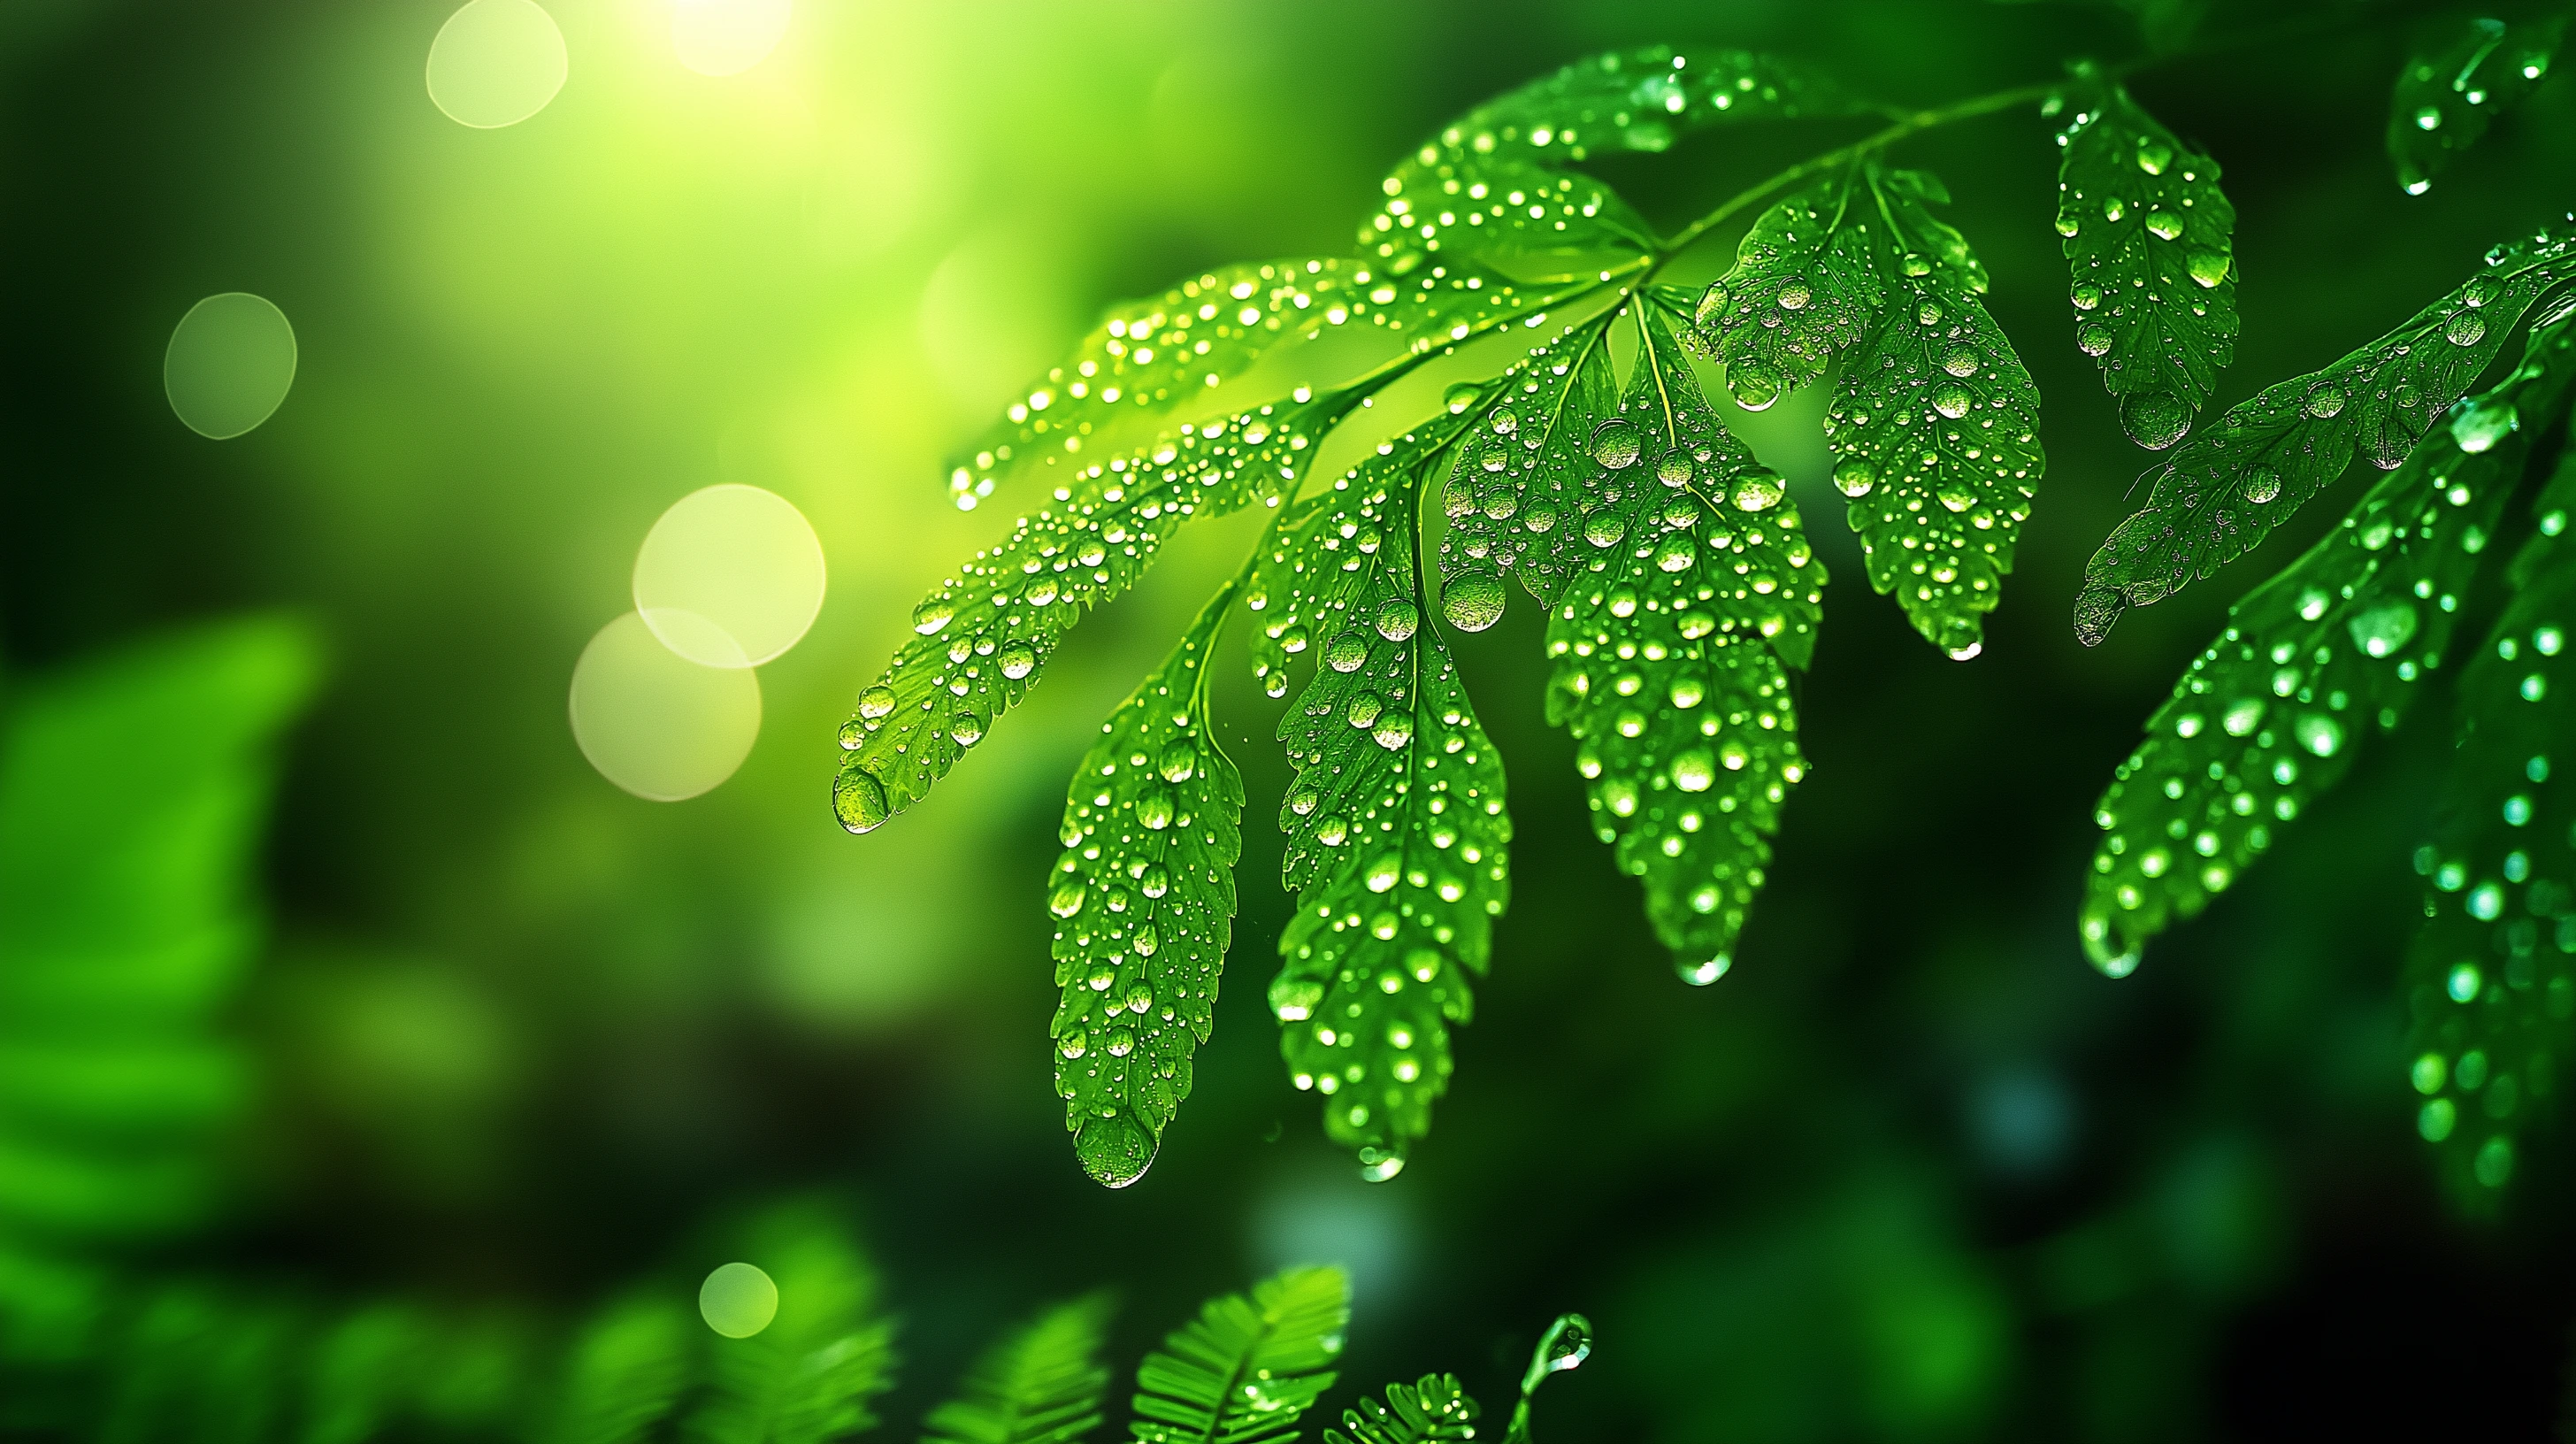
[2054,111,2232,450]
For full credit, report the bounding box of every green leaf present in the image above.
[2055,79,2240,448]
[2388,13,2571,196]
[688,1206,901,1444]
[842,269,1539,836]
[553,1294,694,1444]
[1269,447,1512,1173]
[1547,305,1825,978]
[1502,1313,1591,1444]
[2074,220,2576,644]
[0,616,316,1251]
[1364,48,1868,273]
[1048,595,1246,1189]
[1322,1375,1477,1444]
[922,1294,1115,1444]
[2401,425,2576,1196]
[1826,166,2044,656]
[1130,1265,1347,1444]
[2079,311,2576,974]
[947,261,1518,507]
[1433,312,1621,630]
[1692,162,1885,408]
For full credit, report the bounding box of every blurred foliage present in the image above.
[6,0,2576,1438]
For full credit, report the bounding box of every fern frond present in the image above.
[2072,220,2576,644]
[1363,47,1870,273]
[1502,1313,1590,1444]
[553,1294,694,1444]
[1130,1265,1347,1444]
[1826,165,2044,656]
[1322,1375,1476,1444]
[1050,594,1247,1188]
[922,1293,1115,1444]
[0,617,314,1252]
[1267,442,1512,1173]
[2080,303,2576,974]
[687,1205,901,1444]
[1692,161,1885,407]
[1548,305,1823,979]
[838,266,1537,836]
[2403,418,2576,1195]
[2055,77,2239,448]
[2388,13,2570,196]
[1432,313,1620,633]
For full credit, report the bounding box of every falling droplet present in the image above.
[2119,391,2190,450]
[1074,1110,1156,1188]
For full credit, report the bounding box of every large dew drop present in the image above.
[1590,419,1642,470]
[2451,399,2518,454]
[2119,391,2190,450]
[1075,1110,1156,1188]
[1443,570,1506,632]
[834,766,890,833]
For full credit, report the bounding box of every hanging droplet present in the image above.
[834,768,890,833]
[1074,1110,1156,1188]
[2119,391,2190,450]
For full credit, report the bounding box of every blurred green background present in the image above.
[6,0,2576,1438]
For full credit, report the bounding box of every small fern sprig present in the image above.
[833,29,2364,1182]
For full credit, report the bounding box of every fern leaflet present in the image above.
[1322,1376,1476,1444]
[922,1294,1116,1444]
[553,1295,693,1444]
[2054,74,2239,449]
[1549,304,1822,977]
[1049,592,1246,1188]
[1129,1265,1347,1444]
[2388,13,2570,196]
[2080,296,2576,973]
[2073,221,2576,643]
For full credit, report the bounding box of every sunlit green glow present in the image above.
[673,0,792,78]
[164,293,296,439]
[570,611,761,801]
[632,484,826,668]
[698,1261,779,1338]
[426,0,568,129]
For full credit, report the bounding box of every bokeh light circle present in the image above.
[426,0,569,129]
[569,611,761,801]
[164,293,296,440]
[699,1262,778,1338]
[632,484,826,668]
[672,0,793,77]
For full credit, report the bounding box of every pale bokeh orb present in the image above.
[569,611,761,801]
[632,484,826,668]
[427,0,569,129]
[165,293,297,440]
[699,1262,778,1338]
[672,0,793,77]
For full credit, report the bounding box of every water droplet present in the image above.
[1583,511,1629,547]
[2102,196,2127,223]
[835,768,890,833]
[998,643,1037,680]
[1940,346,1981,379]
[1356,1145,1406,1182]
[1443,571,1506,632]
[1158,741,1197,784]
[1657,451,1694,488]
[2444,311,2488,347]
[2449,963,2482,1002]
[1731,470,1784,511]
[1375,596,1421,641]
[2144,209,2183,242]
[912,599,954,634]
[1931,383,1974,419]
[1591,420,1642,469]
[1049,880,1086,918]
[1693,281,1730,328]
[2187,248,2230,288]
[2222,697,2266,735]
[1677,956,1729,985]
[2303,385,2347,419]
[2071,282,2103,311]
[1075,1110,1156,1188]
[1776,281,1813,311]
[1902,251,1934,278]
[1654,535,1696,572]
[1730,361,1783,411]
[2293,712,2343,757]
[1442,380,1481,415]
[2451,399,2517,453]
[1491,404,1519,434]
[2349,602,2418,657]
[1832,458,1876,497]
[2415,104,2442,131]
[2076,321,2114,357]
[1671,750,1715,792]
[2242,466,2282,504]
[950,713,985,747]
[856,685,897,720]
[1325,629,1370,672]
[2135,139,2173,174]
[2120,391,2190,450]
[1373,711,1414,750]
